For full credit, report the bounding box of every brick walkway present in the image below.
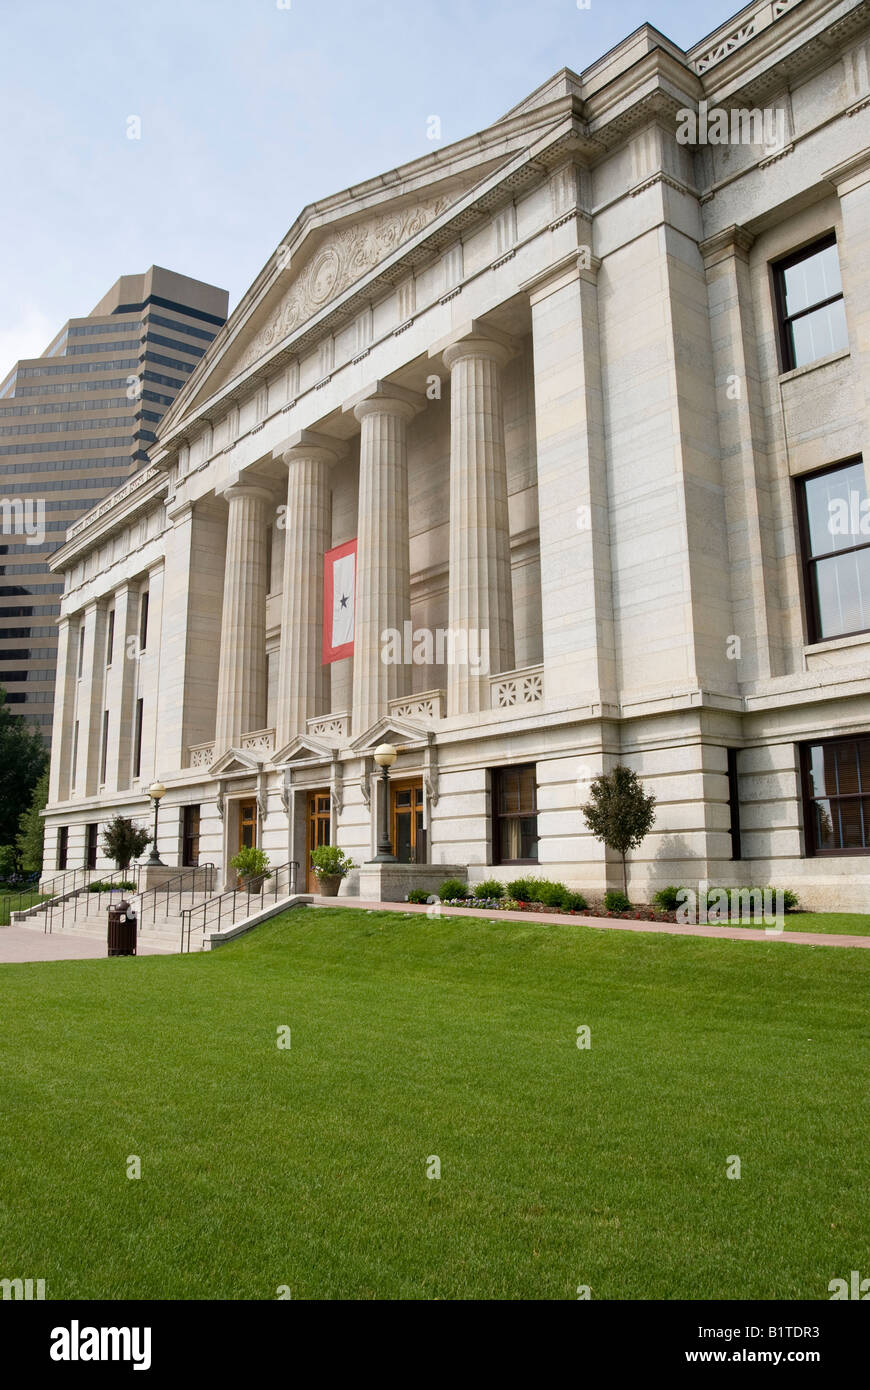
[311,897,870,949]
[0,926,175,964]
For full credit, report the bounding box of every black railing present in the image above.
[0,887,50,926]
[135,864,216,930]
[180,862,298,953]
[41,866,145,934]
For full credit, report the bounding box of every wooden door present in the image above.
[391,779,424,864]
[307,790,331,893]
[238,799,258,853]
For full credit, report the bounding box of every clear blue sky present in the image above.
[0,0,735,379]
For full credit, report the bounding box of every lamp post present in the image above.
[147,781,166,865]
[371,743,398,862]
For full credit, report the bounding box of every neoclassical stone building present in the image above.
[44,0,870,908]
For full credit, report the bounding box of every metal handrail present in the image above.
[134,864,216,929]
[0,886,49,926]
[180,862,298,953]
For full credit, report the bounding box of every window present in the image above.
[133,697,144,778]
[182,805,201,867]
[138,591,149,652]
[85,823,98,871]
[798,460,870,641]
[100,710,109,784]
[774,235,848,371]
[492,764,539,865]
[57,826,68,871]
[77,624,85,677]
[802,735,870,855]
[70,720,79,789]
[727,748,742,861]
[105,609,115,666]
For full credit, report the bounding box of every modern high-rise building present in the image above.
[0,267,228,736]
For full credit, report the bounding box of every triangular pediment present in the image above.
[209,747,263,775]
[272,734,335,766]
[350,715,430,754]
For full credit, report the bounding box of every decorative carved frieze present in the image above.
[491,666,544,709]
[242,195,451,371]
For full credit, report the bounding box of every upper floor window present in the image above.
[798,459,870,642]
[105,609,115,667]
[774,234,848,371]
[77,624,85,678]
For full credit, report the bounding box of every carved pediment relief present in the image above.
[236,192,453,376]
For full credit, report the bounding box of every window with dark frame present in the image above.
[727,748,742,861]
[801,735,870,855]
[77,624,85,677]
[138,590,149,652]
[133,697,144,778]
[100,709,109,784]
[57,826,68,871]
[105,609,115,666]
[492,764,539,865]
[774,234,848,372]
[85,822,98,871]
[797,459,870,642]
[70,720,79,789]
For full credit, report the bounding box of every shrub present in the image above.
[230,846,272,883]
[564,891,588,911]
[770,886,800,913]
[407,889,430,904]
[507,877,543,902]
[604,889,631,912]
[535,880,572,909]
[88,880,136,893]
[475,879,505,900]
[653,885,683,912]
[309,846,354,879]
[439,878,469,901]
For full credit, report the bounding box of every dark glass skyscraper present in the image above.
[0,266,228,738]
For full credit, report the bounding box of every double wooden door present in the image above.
[307,790,331,893]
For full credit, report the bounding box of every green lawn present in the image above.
[749,912,870,936]
[0,906,867,1300]
[0,888,47,925]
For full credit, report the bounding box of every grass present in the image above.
[0,905,867,1300]
[746,912,870,936]
[0,889,48,926]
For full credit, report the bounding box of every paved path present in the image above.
[0,925,176,964]
[310,897,870,949]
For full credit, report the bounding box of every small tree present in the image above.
[581,765,656,899]
[16,769,49,874]
[101,816,151,872]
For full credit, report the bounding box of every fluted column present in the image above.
[345,384,421,734]
[433,325,516,715]
[274,433,338,746]
[214,482,272,751]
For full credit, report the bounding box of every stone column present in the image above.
[700,226,780,682]
[214,481,272,751]
[273,431,339,746]
[49,616,76,803]
[528,256,615,708]
[828,152,870,501]
[430,322,516,715]
[343,382,422,734]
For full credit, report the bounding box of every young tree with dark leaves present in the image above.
[101,816,151,873]
[0,687,48,856]
[581,764,656,899]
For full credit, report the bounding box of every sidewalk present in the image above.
[0,925,176,964]
[310,897,870,949]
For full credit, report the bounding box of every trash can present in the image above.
[107,898,137,957]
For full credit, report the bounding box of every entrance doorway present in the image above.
[391,779,425,864]
[307,790,331,893]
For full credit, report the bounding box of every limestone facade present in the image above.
[44,0,870,909]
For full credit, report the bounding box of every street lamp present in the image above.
[147,781,166,865]
[372,743,398,862]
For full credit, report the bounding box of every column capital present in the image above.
[272,429,344,467]
[342,379,425,424]
[218,478,274,506]
[429,318,517,370]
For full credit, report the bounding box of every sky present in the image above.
[0,0,737,380]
